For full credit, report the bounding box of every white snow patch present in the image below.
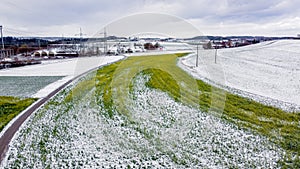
[0,56,124,98]
[179,40,300,111]
[0,56,124,77]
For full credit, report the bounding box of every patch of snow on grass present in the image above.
[3,73,284,168]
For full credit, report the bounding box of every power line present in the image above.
[75,28,87,54]
[4,27,46,37]
[104,27,107,54]
[74,28,86,39]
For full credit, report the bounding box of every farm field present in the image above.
[181,40,300,110]
[0,76,63,98]
[2,51,299,168]
[0,56,124,98]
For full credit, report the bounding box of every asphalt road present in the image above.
[0,78,72,163]
[0,56,126,164]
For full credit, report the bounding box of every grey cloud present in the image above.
[1,0,299,36]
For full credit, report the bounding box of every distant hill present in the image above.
[186,35,299,41]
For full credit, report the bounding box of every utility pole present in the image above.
[99,27,107,55]
[196,44,199,67]
[75,28,87,55]
[79,28,83,50]
[104,27,107,54]
[215,48,217,64]
[0,25,4,50]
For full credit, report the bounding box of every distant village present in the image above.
[0,35,299,69]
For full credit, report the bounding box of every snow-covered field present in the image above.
[0,76,63,97]
[2,73,283,168]
[1,41,299,168]
[0,56,123,98]
[179,40,300,111]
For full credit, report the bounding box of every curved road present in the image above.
[0,56,126,164]
[0,51,188,164]
[0,78,72,163]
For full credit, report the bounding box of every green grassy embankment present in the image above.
[0,96,37,131]
[65,53,300,166]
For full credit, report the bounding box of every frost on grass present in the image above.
[0,76,64,97]
[4,73,284,168]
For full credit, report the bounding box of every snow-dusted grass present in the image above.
[0,56,124,134]
[0,76,64,98]
[3,67,283,168]
[139,59,300,163]
[3,53,300,168]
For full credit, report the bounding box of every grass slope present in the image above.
[64,53,299,166]
[0,96,37,131]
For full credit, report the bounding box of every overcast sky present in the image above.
[1,0,300,37]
